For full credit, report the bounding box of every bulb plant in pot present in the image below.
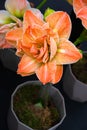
[8,80,66,130]
[63,0,87,102]
[0,0,82,129]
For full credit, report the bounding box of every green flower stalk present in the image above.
[74,29,87,46]
[37,0,47,9]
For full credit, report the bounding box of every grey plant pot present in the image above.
[0,48,20,71]
[7,80,66,130]
[63,64,87,102]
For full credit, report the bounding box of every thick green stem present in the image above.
[40,83,51,107]
[74,38,83,46]
[34,83,51,108]
[36,0,47,9]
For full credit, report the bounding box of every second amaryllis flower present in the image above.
[73,0,87,29]
[6,10,82,84]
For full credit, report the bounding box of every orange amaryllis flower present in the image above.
[73,0,87,29]
[6,10,82,84]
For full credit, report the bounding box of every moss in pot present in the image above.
[13,83,60,130]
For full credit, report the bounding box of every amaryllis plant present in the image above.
[0,0,82,85]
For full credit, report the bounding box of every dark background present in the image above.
[0,0,87,130]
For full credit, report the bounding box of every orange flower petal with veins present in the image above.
[48,62,63,84]
[50,37,57,60]
[6,28,23,41]
[46,11,71,39]
[36,61,63,84]
[23,10,44,32]
[73,0,87,29]
[73,0,87,14]
[36,63,51,84]
[76,7,87,29]
[16,40,24,57]
[17,54,40,76]
[54,38,82,64]
[22,25,47,48]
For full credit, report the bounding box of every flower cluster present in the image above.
[0,0,83,84]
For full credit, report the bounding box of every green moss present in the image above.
[13,84,60,130]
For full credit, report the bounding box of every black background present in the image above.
[0,0,87,130]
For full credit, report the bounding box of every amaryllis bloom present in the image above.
[6,10,82,84]
[0,0,42,48]
[73,0,87,29]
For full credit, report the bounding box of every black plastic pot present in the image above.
[0,49,20,71]
[7,80,66,130]
[63,52,87,102]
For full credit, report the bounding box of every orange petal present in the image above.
[17,54,40,76]
[48,62,63,84]
[36,62,63,84]
[77,7,87,29]
[36,39,49,63]
[23,10,44,32]
[22,27,35,48]
[50,37,57,60]
[36,63,52,85]
[46,11,71,39]
[22,11,49,50]
[6,28,23,42]
[73,0,87,14]
[16,40,24,57]
[54,38,82,64]
[29,8,43,20]
[22,26,47,48]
